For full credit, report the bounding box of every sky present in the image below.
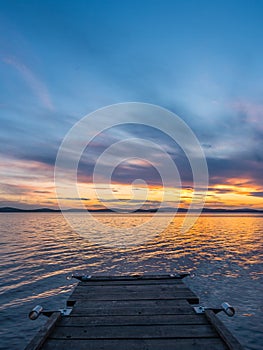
[0,0,263,210]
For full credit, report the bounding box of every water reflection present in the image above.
[0,213,262,350]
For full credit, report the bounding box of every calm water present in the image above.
[0,213,262,350]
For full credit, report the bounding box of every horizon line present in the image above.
[1,206,263,213]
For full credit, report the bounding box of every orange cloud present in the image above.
[1,155,263,210]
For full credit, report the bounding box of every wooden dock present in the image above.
[25,274,244,350]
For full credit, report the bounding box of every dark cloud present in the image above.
[249,192,263,198]
[0,107,76,166]
[207,157,263,186]
[0,183,30,195]
[34,190,52,194]
[54,197,90,201]
[207,187,234,194]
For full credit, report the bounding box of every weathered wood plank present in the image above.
[75,285,190,296]
[71,305,196,316]
[68,298,192,309]
[68,279,199,305]
[24,312,61,350]
[78,279,186,286]
[68,290,198,302]
[59,314,208,326]
[205,310,244,350]
[42,337,228,350]
[50,324,218,339]
[71,286,196,294]
[71,290,196,300]
[77,282,187,290]
[74,274,188,281]
[70,299,197,316]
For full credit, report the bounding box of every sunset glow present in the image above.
[1,153,262,210]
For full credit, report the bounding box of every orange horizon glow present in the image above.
[1,157,263,210]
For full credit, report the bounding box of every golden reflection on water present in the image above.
[0,213,262,350]
[0,213,262,267]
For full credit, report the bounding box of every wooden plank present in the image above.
[50,324,218,339]
[24,312,61,350]
[71,285,196,294]
[70,299,197,316]
[68,298,199,306]
[74,274,188,281]
[42,337,228,350]
[68,279,199,304]
[68,290,198,303]
[71,298,191,307]
[78,279,186,286]
[59,314,208,326]
[75,285,190,293]
[70,305,196,316]
[205,310,244,350]
[78,282,186,289]
[70,290,196,300]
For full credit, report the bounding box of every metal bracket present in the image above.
[194,306,207,314]
[58,307,72,316]
[193,302,235,317]
[193,306,221,314]
[67,274,92,281]
[29,306,73,320]
[42,308,73,317]
[170,273,190,279]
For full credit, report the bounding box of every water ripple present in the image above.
[0,213,262,350]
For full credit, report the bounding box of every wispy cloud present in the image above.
[2,55,53,110]
[231,101,263,130]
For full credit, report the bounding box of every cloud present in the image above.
[33,190,52,194]
[208,157,263,186]
[207,187,234,194]
[0,183,31,195]
[2,55,53,110]
[231,101,263,130]
[55,197,90,201]
[249,192,263,198]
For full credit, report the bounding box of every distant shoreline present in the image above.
[1,206,263,213]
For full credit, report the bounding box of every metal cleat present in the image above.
[194,302,235,317]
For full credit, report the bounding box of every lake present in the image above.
[0,213,262,350]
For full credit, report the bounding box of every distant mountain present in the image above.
[0,207,23,212]
[0,207,60,212]
[0,206,263,213]
[201,207,263,213]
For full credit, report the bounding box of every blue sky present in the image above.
[0,0,263,209]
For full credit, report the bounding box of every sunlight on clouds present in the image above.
[0,152,262,210]
[206,182,263,209]
[0,156,55,208]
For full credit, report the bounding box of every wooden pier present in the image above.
[25,274,243,350]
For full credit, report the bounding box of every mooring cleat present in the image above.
[194,302,235,317]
